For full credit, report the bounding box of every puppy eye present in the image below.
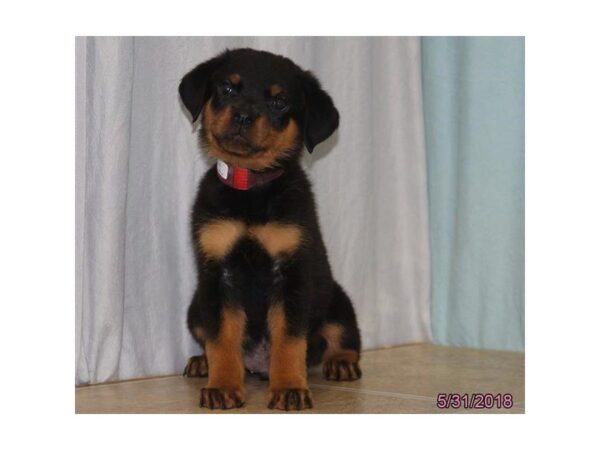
[270,96,289,112]
[221,81,235,96]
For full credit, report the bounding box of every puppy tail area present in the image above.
[307,282,362,381]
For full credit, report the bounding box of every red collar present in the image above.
[216,160,284,191]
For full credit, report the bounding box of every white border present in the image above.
[2,0,600,448]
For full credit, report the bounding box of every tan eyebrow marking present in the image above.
[229,73,241,85]
[270,84,284,96]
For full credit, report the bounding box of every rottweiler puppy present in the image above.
[179,48,361,411]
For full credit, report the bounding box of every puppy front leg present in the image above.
[200,308,247,409]
[267,302,313,410]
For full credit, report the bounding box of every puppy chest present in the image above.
[243,338,271,376]
[197,219,303,261]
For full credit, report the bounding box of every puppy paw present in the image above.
[268,389,313,411]
[199,387,245,409]
[183,355,208,377]
[323,359,362,381]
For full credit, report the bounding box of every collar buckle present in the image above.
[216,160,284,191]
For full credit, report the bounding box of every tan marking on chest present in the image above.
[249,223,303,258]
[198,219,246,260]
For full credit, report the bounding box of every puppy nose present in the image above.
[233,111,254,127]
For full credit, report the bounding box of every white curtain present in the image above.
[76,36,431,384]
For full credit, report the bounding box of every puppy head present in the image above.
[179,48,339,170]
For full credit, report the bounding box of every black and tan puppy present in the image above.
[179,48,361,411]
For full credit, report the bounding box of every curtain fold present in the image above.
[421,37,525,351]
[76,37,432,384]
[76,37,136,383]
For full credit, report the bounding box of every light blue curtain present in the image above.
[421,37,524,351]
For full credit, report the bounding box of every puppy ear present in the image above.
[302,71,339,153]
[179,53,226,122]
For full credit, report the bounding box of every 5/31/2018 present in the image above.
[436,393,513,409]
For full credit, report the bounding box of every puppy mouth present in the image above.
[214,133,264,156]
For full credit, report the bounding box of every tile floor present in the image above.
[75,343,524,413]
